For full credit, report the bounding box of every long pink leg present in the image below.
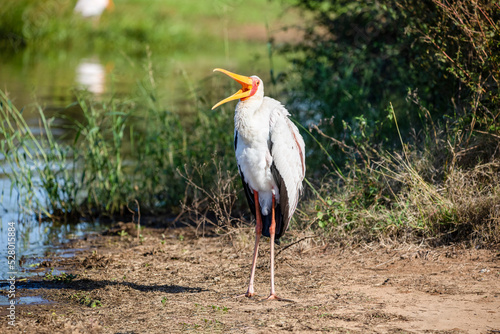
[236,190,262,298]
[266,195,292,301]
[266,194,279,299]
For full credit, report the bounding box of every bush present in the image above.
[282,0,500,245]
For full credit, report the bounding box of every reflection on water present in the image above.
[75,58,108,95]
[0,52,151,282]
[0,39,274,284]
[0,51,170,280]
[0,177,105,281]
[0,52,119,283]
[0,295,53,306]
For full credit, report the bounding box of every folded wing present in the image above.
[268,99,306,237]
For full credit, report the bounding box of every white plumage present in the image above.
[74,0,113,18]
[212,69,305,300]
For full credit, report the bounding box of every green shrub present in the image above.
[284,0,500,245]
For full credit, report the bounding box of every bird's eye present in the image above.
[257,81,260,86]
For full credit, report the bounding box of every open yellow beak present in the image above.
[211,68,254,110]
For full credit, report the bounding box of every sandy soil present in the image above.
[1,225,499,333]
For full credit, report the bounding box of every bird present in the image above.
[212,68,306,300]
[74,0,114,18]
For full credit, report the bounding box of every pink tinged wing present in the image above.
[269,102,306,232]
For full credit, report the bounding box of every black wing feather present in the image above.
[239,167,256,218]
[270,162,287,239]
[236,131,256,219]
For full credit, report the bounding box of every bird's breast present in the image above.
[234,103,279,215]
[236,133,272,185]
[235,130,276,215]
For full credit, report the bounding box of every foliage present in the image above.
[69,292,102,308]
[283,0,500,245]
[1,0,499,247]
[404,0,500,166]
[281,0,499,169]
[310,127,500,245]
[0,0,202,56]
[44,270,77,283]
[0,91,81,218]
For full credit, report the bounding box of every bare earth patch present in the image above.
[1,226,499,333]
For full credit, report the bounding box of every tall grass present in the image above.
[0,91,81,218]
[0,66,239,221]
[307,127,500,246]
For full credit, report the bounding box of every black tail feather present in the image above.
[261,203,283,241]
[239,171,284,242]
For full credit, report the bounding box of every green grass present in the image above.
[69,292,102,308]
[301,104,500,246]
[44,270,78,283]
[280,0,500,246]
[0,91,80,218]
[0,0,295,123]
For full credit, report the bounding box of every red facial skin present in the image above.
[240,78,260,101]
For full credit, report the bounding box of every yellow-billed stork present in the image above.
[74,0,114,18]
[212,68,306,300]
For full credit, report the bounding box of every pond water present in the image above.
[0,51,133,283]
[0,175,107,281]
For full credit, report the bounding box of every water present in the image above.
[0,51,139,285]
[0,295,53,306]
[0,175,106,281]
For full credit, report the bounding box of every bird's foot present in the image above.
[263,293,294,302]
[234,290,256,298]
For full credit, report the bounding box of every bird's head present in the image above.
[211,68,263,110]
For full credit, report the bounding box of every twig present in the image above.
[135,199,141,242]
[127,199,141,241]
[277,236,315,257]
[164,207,186,232]
[310,124,353,151]
[374,255,398,268]
[474,129,500,140]
[421,33,474,83]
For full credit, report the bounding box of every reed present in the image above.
[0,68,237,220]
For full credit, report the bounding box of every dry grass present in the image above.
[301,119,500,247]
[446,161,500,245]
[176,158,246,237]
[5,224,500,333]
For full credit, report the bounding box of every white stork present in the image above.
[74,0,114,18]
[212,68,306,300]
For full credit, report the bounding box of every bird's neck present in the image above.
[234,100,269,143]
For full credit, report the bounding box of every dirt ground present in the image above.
[1,224,499,334]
